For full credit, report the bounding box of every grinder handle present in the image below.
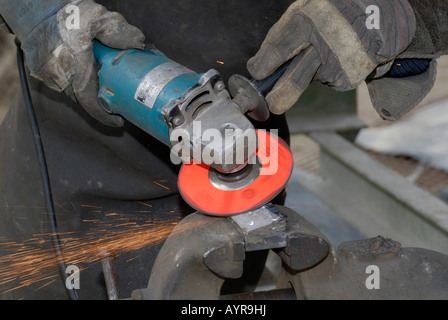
[249,59,292,97]
[228,57,294,122]
[252,54,431,93]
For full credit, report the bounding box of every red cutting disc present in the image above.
[178,130,293,216]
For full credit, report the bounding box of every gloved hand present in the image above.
[1,0,145,127]
[0,15,10,32]
[247,0,417,116]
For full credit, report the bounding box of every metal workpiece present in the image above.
[228,205,331,269]
[130,205,332,300]
[230,205,287,252]
[231,205,331,273]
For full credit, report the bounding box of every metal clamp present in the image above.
[131,205,330,300]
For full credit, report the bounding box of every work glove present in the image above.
[365,0,448,121]
[0,15,10,32]
[247,0,417,120]
[0,0,145,127]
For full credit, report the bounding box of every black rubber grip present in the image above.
[251,60,292,96]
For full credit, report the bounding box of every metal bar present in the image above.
[101,252,119,300]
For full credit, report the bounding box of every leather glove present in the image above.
[247,0,417,116]
[365,0,448,121]
[0,15,10,32]
[0,0,145,127]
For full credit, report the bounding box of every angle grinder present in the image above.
[93,41,293,216]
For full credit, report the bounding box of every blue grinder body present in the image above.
[93,41,202,146]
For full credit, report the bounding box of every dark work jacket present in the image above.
[0,0,294,300]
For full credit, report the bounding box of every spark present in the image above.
[135,201,152,208]
[216,61,225,65]
[0,211,208,297]
[33,279,57,292]
[152,181,170,190]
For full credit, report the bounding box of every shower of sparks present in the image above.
[0,202,208,297]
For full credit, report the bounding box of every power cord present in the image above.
[15,39,79,300]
